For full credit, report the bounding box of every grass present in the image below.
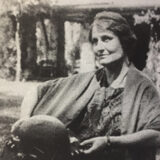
[0,79,40,154]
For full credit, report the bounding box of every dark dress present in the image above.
[69,86,125,160]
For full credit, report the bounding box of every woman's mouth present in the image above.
[98,53,110,58]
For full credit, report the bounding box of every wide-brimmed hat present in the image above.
[9,115,71,160]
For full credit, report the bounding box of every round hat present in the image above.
[11,115,71,160]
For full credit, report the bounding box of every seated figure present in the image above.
[6,11,160,160]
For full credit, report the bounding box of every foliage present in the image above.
[0,15,16,80]
[133,9,160,88]
[18,0,58,17]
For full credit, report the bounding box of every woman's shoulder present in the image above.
[127,65,158,94]
[128,65,155,85]
[37,70,97,93]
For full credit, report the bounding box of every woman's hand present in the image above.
[70,136,81,156]
[80,136,108,154]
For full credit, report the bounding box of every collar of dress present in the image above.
[110,61,130,89]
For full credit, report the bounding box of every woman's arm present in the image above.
[81,129,160,154]
[20,86,38,118]
[20,79,60,118]
[110,129,160,147]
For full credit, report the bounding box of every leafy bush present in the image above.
[134,9,160,88]
[0,15,16,80]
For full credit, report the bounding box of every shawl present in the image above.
[21,65,160,160]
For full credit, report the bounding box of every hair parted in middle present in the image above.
[89,11,137,61]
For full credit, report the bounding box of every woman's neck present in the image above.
[103,58,124,85]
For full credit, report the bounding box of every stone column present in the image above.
[20,15,37,81]
[55,17,67,77]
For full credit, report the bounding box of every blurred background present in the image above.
[1,0,160,154]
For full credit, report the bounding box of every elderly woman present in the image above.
[20,11,160,160]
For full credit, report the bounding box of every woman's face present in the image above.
[91,26,124,66]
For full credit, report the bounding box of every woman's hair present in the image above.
[89,11,137,61]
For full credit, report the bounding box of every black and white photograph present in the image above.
[0,0,160,160]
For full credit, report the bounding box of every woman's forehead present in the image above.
[92,20,113,32]
[92,26,115,39]
[92,22,113,34]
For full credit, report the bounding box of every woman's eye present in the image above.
[91,38,98,45]
[101,35,112,42]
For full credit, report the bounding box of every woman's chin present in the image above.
[98,56,124,67]
[99,59,116,66]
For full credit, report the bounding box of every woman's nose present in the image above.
[94,40,105,54]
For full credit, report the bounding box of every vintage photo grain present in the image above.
[0,0,160,160]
